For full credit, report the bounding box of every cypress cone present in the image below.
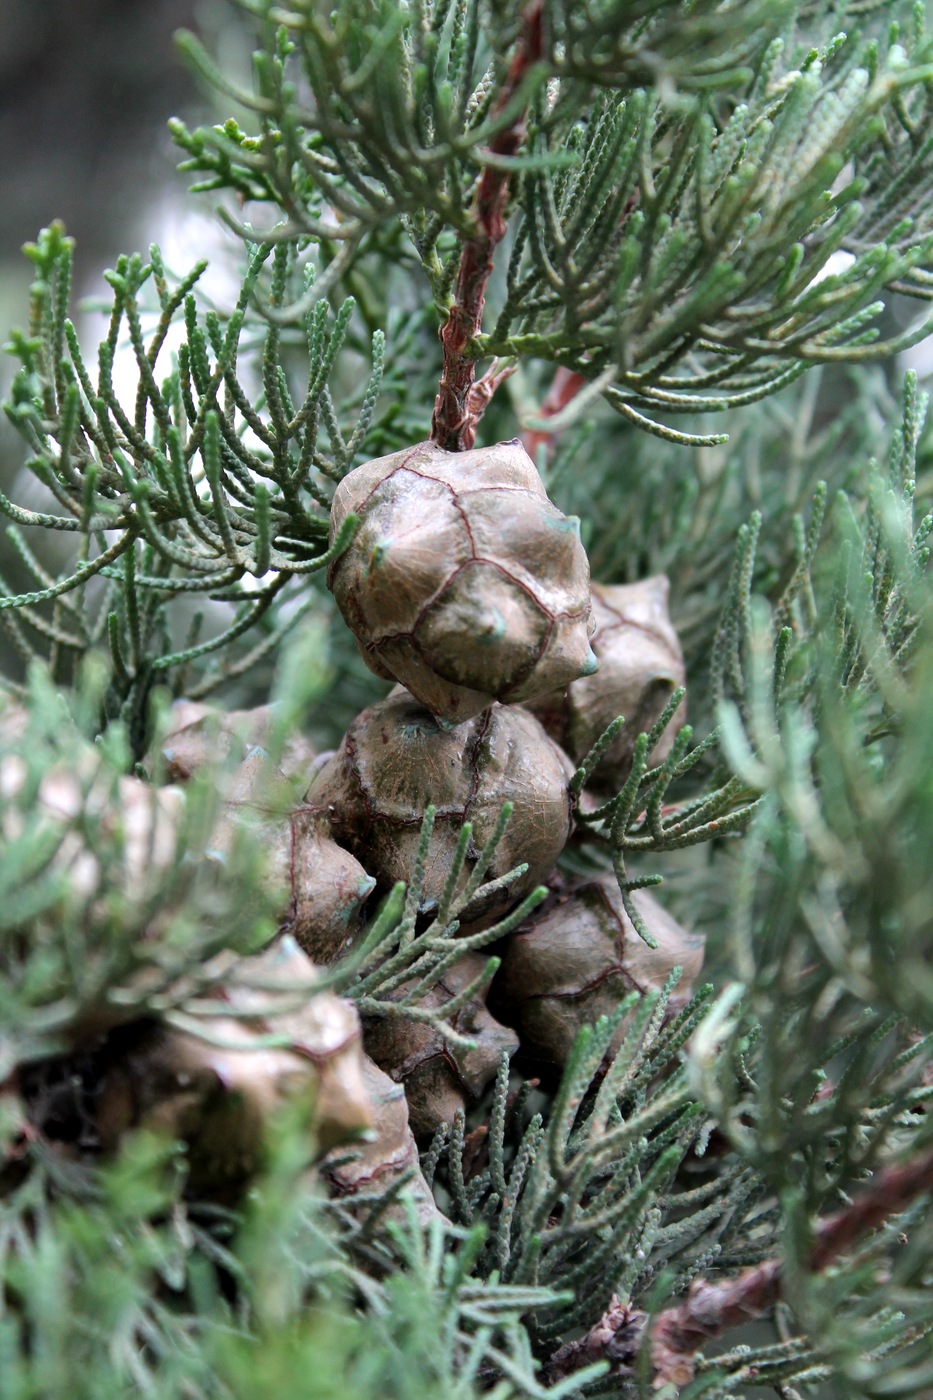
[305,687,574,925]
[1,750,184,912]
[525,576,687,793]
[283,820,377,963]
[490,875,705,1069]
[327,439,597,724]
[210,748,376,964]
[362,952,519,1138]
[322,1054,445,1226]
[95,939,373,1191]
[2,735,188,1043]
[159,699,317,786]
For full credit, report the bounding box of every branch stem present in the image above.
[545,1144,933,1388]
[430,2,544,452]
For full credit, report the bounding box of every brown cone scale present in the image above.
[304,688,574,926]
[526,576,686,793]
[327,439,597,724]
[490,875,705,1069]
[322,1055,445,1226]
[363,952,519,1138]
[96,940,373,1191]
[210,748,375,964]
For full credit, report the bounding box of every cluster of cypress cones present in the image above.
[6,439,703,1211]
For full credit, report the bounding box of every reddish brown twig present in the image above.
[464,357,518,434]
[546,1296,647,1384]
[811,1145,933,1268]
[546,1144,933,1389]
[430,2,544,452]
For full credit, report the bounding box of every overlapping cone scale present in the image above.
[322,1055,446,1226]
[96,940,373,1192]
[526,576,687,792]
[210,747,375,964]
[363,952,519,1138]
[304,688,574,925]
[490,875,705,1069]
[328,438,597,724]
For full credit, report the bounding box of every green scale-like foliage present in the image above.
[3,1,933,1398]
[3,0,933,726]
[0,225,392,743]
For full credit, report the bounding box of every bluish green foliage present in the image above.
[0,1125,589,1400]
[2,2,933,1398]
[4,0,933,724]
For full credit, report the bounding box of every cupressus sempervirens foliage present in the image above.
[2,0,933,1395]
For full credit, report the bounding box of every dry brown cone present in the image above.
[322,1054,445,1227]
[159,699,317,786]
[95,938,373,1193]
[211,748,376,964]
[2,741,187,1040]
[489,875,705,1070]
[2,748,184,910]
[327,438,597,725]
[362,953,519,1138]
[525,576,686,794]
[305,687,574,927]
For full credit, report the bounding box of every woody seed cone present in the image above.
[305,688,574,926]
[363,952,519,1137]
[96,940,372,1191]
[526,576,686,792]
[159,699,317,786]
[490,875,705,1069]
[210,747,376,963]
[322,1055,445,1226]
[328,439,597,724]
